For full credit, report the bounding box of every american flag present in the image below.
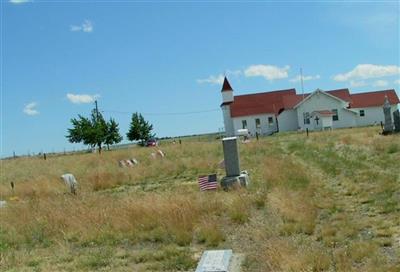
[198,174,218,191]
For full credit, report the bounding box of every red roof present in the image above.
[221,77,233,92]
[326,89,351,102]
[223,82,399,117]
[349,89,399,108]
[230,89,296,117]
[282,94,309,109]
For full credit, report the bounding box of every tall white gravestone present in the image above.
[221,137,249,189]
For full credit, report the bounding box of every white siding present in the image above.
[232,113,278,136]
[321,116,333,129]
[277,110,298,132]
[222,91,233,103]
[353,105,399,127]
[310,113,332,130]
[296,91,356,130]
[221,105,235,136]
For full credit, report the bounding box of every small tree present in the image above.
[105,118,123,150]
[126,112,154,145]
[67,109,122,153]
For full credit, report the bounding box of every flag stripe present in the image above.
[198,174,218,191]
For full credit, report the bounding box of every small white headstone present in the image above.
[125,160,133,167]
[157,149,165,157]
[195,249,232,272]
[60,173,78,194]
[131,158,138,165]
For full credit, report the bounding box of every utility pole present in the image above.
[95,100,99,118]
[94,99,102,154]
[300,67,305,100]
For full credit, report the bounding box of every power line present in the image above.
[102,108,220,116]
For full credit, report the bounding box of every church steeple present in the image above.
[220,77,235,136]
[221,77,234,104]
[221,77,233,92]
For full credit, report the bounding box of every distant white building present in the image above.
[220,77,400,136]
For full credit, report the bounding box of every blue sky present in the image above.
[1,0,399,157]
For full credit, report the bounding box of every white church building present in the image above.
[220,77,400,136]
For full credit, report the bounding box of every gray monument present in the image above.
[195,250,232,272]
[393,109,400,133]
[221,137,249,189]
[223,137,241,177]
[383,96,393,133]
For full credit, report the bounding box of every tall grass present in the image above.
[1,127,399,271]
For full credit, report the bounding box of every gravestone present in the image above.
[221,137,249,189]
[130,158,138,165]
[222,137,240,177]
[125,160,133,167]
[383,96,393,133]
[60,173,78,195]
[195,250,232,272]
[0,200,7,208]
[393,109,400,133]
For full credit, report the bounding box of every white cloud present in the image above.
[70,20,93,33]
[66,93,99,104]
[372,80,388,88]
[244,64,290,81]
[350,80,367,87]
[9,0,31,4]
[333,64,400,82]
[23,102,39,116]
[197,74,224,85]
[394,79,400,85]
[289,74,320,83]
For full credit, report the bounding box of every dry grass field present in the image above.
[1,126,399,271]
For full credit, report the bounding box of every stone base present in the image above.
[239,170,250,187]
[382,130,394,135]
[221,171,250,190]
[221,176,241,190]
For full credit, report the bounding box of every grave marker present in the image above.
[130,158,138,165]
[119,160,127,167]
[221,137,249,189]
[195,250,232,272]
[60,173,78,195]
[222,137,240,177]
[383,96,393,133]
[0,200,7,208]
[393,109,400,133]
[125,160,133,167]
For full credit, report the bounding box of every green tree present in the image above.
[126,112,154,145]
[105,118,123,150]
[67,109,122,153]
